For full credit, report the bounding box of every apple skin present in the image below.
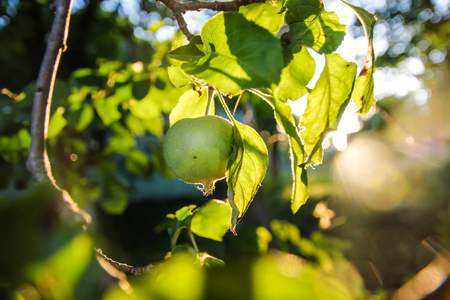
[163,115,234,195]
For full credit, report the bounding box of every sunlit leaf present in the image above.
[106,123,135,154]
[301,53,356,166]
[271,219,301,244]
[256,226,272,254]
[129,97,160,120]
[175,205,196,222]
[282,0,346,54]
[71,68,107,88]
[147,69,188,114]
[167,66,192,87]
[262,95,309,212]
[340,0,377,39]
[75,103,94,131]
[169,87,214,126]
[199,252,225,267]
[167,35,205,65]
[191,200,231,242]
[94,96,122,126]
[239,1,284,36]
[226,121,269,232]
[147,257,204,300]
[0,128,30,162]
[170,12,283,94]
[283,11,346,54]
[48,107,67,139]
[274,47,315,101]
[289,140,309,213]
[284,0,322,24]
[352,27,377,115]
[29,234,93,300]
[125,114,146,135]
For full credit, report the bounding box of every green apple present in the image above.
[163,115,234,195]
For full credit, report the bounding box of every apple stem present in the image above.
[198,179,215,196]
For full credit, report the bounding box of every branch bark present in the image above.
[26,0,91,226]
[96,249,154,275]
[27,0,71,183]
[157,0,265,40]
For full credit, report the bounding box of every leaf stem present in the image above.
[249,88,275,109]
[217,92,235,123]
[205,86,215,115]
[171,226,187,248]
[232,93,243,116]
[188,229,199,252]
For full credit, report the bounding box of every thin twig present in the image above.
[157,0,265,40]
[96,249,154,276]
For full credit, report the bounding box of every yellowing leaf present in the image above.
[169,87,214,126]
[226,121,269,232]
[274,47,315,101]
[239,1,284,36]
[352,26,377,115]
[301,53,357,166]
[191,200,231,242]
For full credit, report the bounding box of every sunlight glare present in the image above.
[333,138,408,211]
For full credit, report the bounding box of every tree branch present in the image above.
[96,249,154,275]
[27,0,71,183]
[157,0,265,40]
[26,0,91,226]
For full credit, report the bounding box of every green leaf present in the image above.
[71,68,107,88]
[48,107,67,139]
[147,69,188,114]
[125,150,151,176]
[167,66,192,87]
[301,53,357,165]
[199,252,225,267]
[191,200,231,241]
[175,205,197,222]
[352,27,376,115]
[174,12,283,94]
[340,0,377,39]
[226,120,269,232]
[0,128,30,162]
[167,35,205,65]
[239,1,284,36]
[75,104,94,131]
[129,97,161,120]
[101,181,128,215]
[106,123,135,154]
[169,87,214,126]
[353,64,376,115]
[125,114,145,135]
[274,47,315,101]
[93,96,122,126]
[283,11,346,54]
[284,0,322,24]
[132,76,151,100]
[260,94,309,212]
[289,140,309,213]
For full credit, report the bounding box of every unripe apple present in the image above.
[163,115,234,195]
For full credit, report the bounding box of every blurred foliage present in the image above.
[0,0,449,299]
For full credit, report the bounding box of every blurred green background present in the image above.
[0,0,449,299]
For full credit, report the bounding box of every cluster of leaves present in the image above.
[165,0,377,230]
[102,216,362,300]
[0,36,189,213]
